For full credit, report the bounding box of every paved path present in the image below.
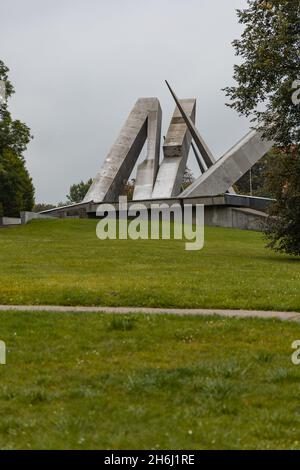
[0,305,300,322]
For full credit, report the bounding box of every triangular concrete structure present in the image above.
[84,98,162,203]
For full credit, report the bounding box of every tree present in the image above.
[224,0,300,255]
[0,60,34,216]
[235,152,276,197]
[33,203,56,213]
[224,0,299,146]
[0,149,34,217]
[264,147,300,255]
[0,60,32,156]
[66,178,93,203]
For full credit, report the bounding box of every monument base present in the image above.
[39,194,273,232]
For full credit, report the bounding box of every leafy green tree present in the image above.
[264,147,300,255]
[235,152,276,197]
[67,178,93,203]
[0,60,32,156]
[33,203,56,213]
[225,0,300,255]
[224,0,299,146]
[0,60,34,216]
[0,149,34,217]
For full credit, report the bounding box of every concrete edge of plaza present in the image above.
[37,193,274,232]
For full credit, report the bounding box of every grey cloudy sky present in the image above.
[2,0,249,203]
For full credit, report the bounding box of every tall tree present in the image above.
[264,146,300,255]
[0,60,32,156]
[0,60,34,216]
[224,0,300,255]
[224,0,300,146]
[0,149,34,217]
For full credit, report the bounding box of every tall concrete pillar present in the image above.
[84,98,161,203]
[132,103,162,200]
[151,99,196,199]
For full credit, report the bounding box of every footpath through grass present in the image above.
[0,311,300,450]
[0,219,299,311]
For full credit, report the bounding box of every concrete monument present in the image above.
[41,82,274,231]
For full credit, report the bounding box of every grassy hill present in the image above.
[0,219,299,311]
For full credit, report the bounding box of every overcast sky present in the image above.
[2,0,249,203]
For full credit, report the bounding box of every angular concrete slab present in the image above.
[165,81,215,168]
[152,99,196,199]
[133,104,162,200]
[180,130,273,198]
[84,98,161,203]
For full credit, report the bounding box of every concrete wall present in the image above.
[41,193,271,232]
[20,212,57,225]
[205,206,267,231]
[0,217,21,226]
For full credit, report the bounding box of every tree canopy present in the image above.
[66,178,93,203]
[264,146,300,255]
[225,0,300,255]
[224,0,299,147]
[0,148,34,217]
[0,60,34,217]
[0,60,32,156]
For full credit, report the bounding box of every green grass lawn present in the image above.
[1,221,300,450]
[0,311,300,450]
[0,219,299,311]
